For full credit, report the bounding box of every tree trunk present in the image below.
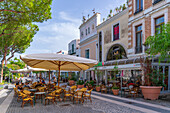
[1,49,7,83]
[1,60,4,83]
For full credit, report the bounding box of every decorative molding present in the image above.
[97,9,129,30]
[80,39,97,48]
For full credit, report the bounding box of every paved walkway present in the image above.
[92,91,170,113]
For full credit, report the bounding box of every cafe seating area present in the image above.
[14,82,93,108]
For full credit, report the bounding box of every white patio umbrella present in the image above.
[20,53,98,86]
[10,68,31,73]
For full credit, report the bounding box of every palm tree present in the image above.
[122,4,127,10]
[110,9,112,15]
[119,5,122,12]
[115,7,119,13]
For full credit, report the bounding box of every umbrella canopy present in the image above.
[27,66,48,72]
[20,53,98,85]
[10,68,31,73]
[20,53,98,71]
[10,67,47,73]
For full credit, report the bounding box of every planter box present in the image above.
[68,80,75,86]
[77,85,84,88]
[87,86,93,90]
[112,89,119,95]
[140,86,162,100]
[96,87,101,92]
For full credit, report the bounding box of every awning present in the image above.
[87,63,141,71]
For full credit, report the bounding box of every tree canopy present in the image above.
[0,0,52,82]
[145,23,170,61]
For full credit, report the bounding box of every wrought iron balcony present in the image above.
[134,7,143,15]
[68,48,76,55]
[153,0,162,5]
[135,46,143,54]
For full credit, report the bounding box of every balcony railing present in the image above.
[135,46,143,54]
[153,0,162,5]
[134,7,143,15]
[68,48,76,55]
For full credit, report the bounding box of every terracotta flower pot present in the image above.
[77,85,84,88]
[68,80,75,86]
[112,89,119,95]
[140,86,162,100]
[87,86,93,90]
[96,86,101,92]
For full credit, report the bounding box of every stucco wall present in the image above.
[80,37,97,60]
[97,10,129,61]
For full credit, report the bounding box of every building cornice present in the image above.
[79,34,97,45]
[97,8,129,30]
[79,13,100,29]
[128,3,170,24]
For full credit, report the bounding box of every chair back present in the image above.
[23,90,31,95]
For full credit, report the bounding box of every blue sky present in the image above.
[16,0,126,57]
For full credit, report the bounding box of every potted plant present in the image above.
[112,86,119,95]
[95,85,101,92]
[94,67,103,92]
[68,73,76,85]
[140,57,165,100]
[86,81,94,90]
[76,80,84,88]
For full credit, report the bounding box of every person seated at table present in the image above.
[35,81,42,88]
[17,83,24,91]
[42,79,46,84]
[53,77,57,84]
[23,82,30,88]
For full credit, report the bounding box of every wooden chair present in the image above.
[63,89,73,102]
[55,89,62,101]
[73,91,84,104]
[20,92,33,108]
[101,85,107,93]
[83,89,93,103]
[129,87,138,98]
[14,88,18,96]
[45,91,56,105]
[23,90,32,95]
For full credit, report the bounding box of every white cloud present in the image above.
[24,12,81,55]
[59,11,81,24]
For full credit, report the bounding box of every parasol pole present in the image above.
[58,61,61,87]
[40,72,42,82]
[49,70,51,84]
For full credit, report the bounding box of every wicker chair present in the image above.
[101,85,107,93]
[73,91,84,104]
[83,89,93,103]
[20,92,33,108]
[63,89,73,102]
[45,91,56,105]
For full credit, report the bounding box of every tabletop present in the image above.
[28,89,37,91]
[34,92,46,95]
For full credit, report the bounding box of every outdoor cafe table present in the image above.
[34,92,46,105]
[28,89,37,92]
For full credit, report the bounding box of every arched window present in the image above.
[107,44,127,61]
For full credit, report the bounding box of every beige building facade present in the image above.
[79,13,101,60]
[97,9,129,62]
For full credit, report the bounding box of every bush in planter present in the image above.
[86,81,94,89]
[112,86,119,95]
[140,57,166,100]
[76,80,84,88]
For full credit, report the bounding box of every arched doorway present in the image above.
[106,44,127,61]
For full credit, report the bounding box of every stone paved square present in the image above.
[6,96,143,113]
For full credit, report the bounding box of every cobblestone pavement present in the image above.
[6,96,143,113]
